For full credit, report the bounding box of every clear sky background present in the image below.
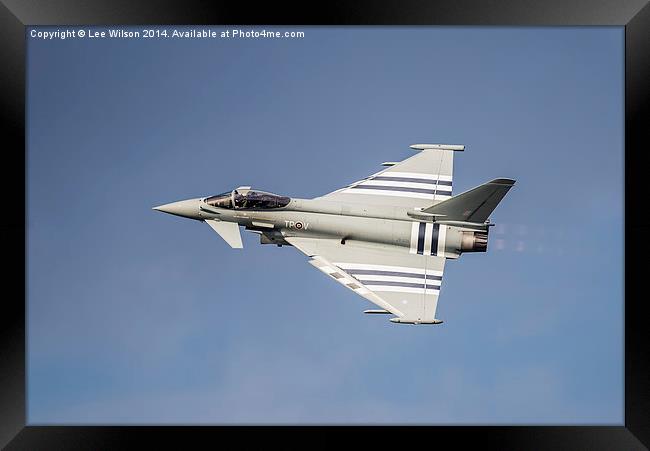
[27,26,623,424]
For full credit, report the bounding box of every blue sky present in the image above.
[27,26,623,424]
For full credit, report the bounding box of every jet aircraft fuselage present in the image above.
[154,195,490,258]
[154,144,514,325]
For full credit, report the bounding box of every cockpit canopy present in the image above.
[204,188,291,210]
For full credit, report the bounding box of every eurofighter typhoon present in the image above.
[154,144,515,325]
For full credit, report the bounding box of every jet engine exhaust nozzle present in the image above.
[460,230,488,253]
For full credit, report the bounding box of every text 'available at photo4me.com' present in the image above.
[29,27,306,41]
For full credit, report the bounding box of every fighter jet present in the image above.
[154,144,514,325]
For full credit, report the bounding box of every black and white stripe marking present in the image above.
[334,262,443,295]
[342,171,452,200]
[410,222,447,256]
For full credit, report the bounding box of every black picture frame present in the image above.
[1,0,648,448]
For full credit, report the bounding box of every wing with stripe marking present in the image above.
[285,237,447,324]
[317,145,459,209]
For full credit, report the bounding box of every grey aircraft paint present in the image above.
[154,144,515,325]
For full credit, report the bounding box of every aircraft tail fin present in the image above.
[421,178,515,223]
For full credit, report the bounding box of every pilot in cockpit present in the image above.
[204,189,290,210]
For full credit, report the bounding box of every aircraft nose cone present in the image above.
[152,198,201,219]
